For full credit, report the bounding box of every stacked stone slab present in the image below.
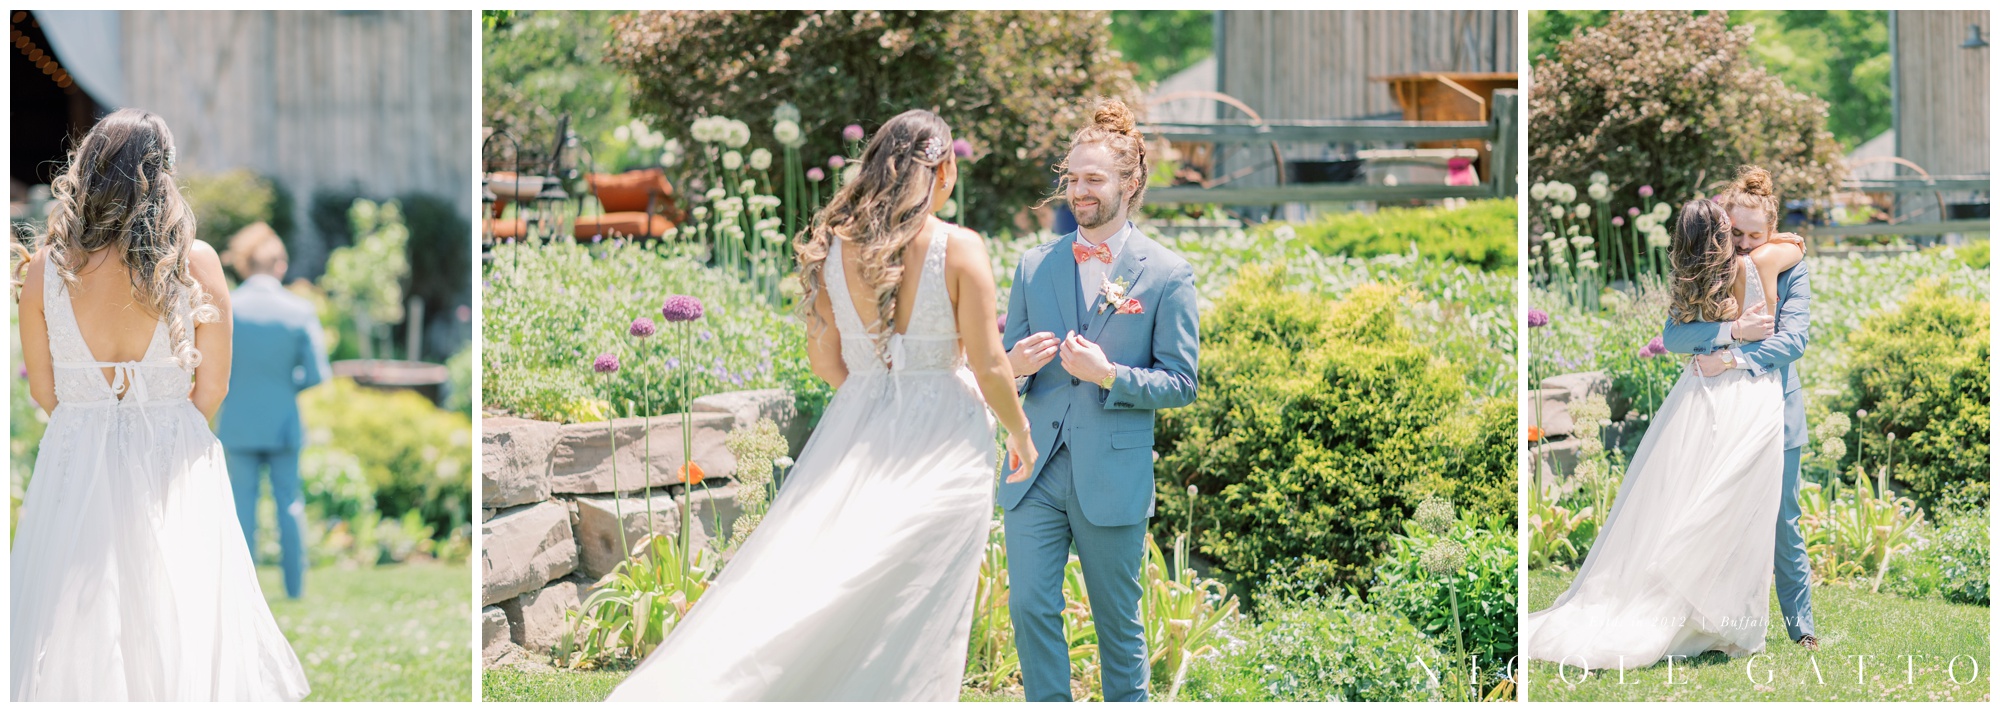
[480,389,804,664]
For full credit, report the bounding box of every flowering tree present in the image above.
[606,10,1141,230]
[1529,11,1846,279]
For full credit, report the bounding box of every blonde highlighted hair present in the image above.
[16,109,216,370]
[1667,198,1741,324]
[1716,165,1779,234]
[793,108,953,350]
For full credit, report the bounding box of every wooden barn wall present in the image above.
[1893,10,1990,222]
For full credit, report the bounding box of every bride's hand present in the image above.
[1004,429,1038,483]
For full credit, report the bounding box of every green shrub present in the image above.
[605,10,1139,230]
[1885,505,1989,606]
[1263,199,1516,271]
[1366,516,1518,684]
[1836,281,1989,510]
[1178,595,1442,702]
[300,378,472,539]
[483,240,831,423]
[180,169,291,260]
[398,192,472,347]
[1154,269,1514,596]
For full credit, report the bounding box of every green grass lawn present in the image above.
[262,562,472,701]
[480,665,1025,702]
[1525,569,1990,701]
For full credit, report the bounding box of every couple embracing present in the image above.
[607,99,1197,702]
[1524,166,1819,672]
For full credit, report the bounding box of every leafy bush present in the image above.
[482,11,638,173]
[1178,595,1442,702]
[299,378,472,540]
[1261,199,1516,271]
[605,10,1139,229]
[1154,270,1514,596]
[1884,505,1990,606]
[1834,282,1989,510]
[1797,475,1925,592]
[483,240,831,423]
[1530,11,1846,274]
[180,169,293,260]
[398,192,473,351]
[1366,516,1518,688]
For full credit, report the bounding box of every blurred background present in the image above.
[11,10,473,701]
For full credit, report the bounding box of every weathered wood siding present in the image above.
[1893,10,1990,222]
[120,10,472,274]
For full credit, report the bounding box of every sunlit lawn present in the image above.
[1526,569,1990,702]
[262,563,472,701]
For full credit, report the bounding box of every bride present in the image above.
[1523,182,1804,671]
[606,109,1036,701]
[11,109,309,700]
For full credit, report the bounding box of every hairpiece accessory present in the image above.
[919,136,946,162]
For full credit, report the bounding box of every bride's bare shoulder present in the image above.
[940,223,990,274]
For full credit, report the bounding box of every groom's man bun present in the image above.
[1719,165,1779,232]
[1053,97,1150,211]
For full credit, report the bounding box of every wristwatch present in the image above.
[1098,368,1117,390]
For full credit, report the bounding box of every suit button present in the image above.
[1071,377,1080,386]
[1050,421,1059,429]
[1080,325,1087,333]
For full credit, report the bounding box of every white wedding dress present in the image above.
[11,258,310,701]
[1523,258,1786,671]
[608,225,997,701]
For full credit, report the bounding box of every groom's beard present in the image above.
[1073,192,1124,229]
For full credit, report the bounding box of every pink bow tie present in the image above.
[1072,241,1112,264]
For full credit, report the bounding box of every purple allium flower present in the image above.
[952,138,974,158]
[806,167,826,182]
[593,353,621,373]
[457,305,471,321]
[1612,216,1625,227]
[1638,185,1655,198]
[629,317,657,338]
[1527,308,1550,328]
[828,155,846,169]
[1640,336,1667,358]
[842,124,864,142]
[1628,207,1642,218]
[661,295,705,322]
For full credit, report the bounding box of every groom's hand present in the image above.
[1008,332,1060,376]
[1731,304,1774,342]
[1058,332,1116,384]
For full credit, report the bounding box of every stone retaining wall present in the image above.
[480,389,806,664]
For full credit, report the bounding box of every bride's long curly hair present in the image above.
[14,109,217,370]
[1667,198,1741,324]
[794,109,953,342]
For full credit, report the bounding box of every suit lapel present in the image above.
[1084,234,1148,338]
[1054,233,1082,335]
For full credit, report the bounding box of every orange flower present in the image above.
[1527,426,1544,442]
[680,461,706,485]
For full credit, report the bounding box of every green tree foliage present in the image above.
[482,10,636,172]
[1532,10,1888,149]
[603,10,1141,231]
[1109,11,1213,88]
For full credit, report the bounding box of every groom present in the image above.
[1000,100,1199,702]
[1660,219,1818,650]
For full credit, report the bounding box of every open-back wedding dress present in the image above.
[1522,258,1786,671]
[608,225,997,701]
[11,257,309,701]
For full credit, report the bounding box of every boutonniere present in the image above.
[1098,276,1143,315]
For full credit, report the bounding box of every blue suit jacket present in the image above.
[217,275,331,451]
[1661,260,1810,449]
[1000,227,1200,527]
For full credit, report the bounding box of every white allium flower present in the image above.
[724,120,751,148]
[1646,228,1671,248]
[749,148,773,171]
[1652,201,1672,218]
[738,179,757,194]
[940,199,958,219]
[722,151,744,170]
[773,120,803,148]
[1549,237,1569,252]
[1588,183,1610,201]
[660,150,680,168]
[841,164,860,184]
[1549,205,1566,220]
[1530,182,1549,201]
[614,124,632,142]
[705,187,726,201]
[1540,231,1555,242]
[1589,171,1609,186]
[1575,203,1592,219]
[1574,235,1596,248]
